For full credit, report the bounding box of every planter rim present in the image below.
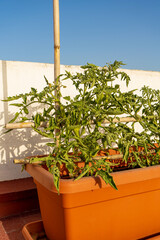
[25,164,160,194]
[22,220,44,240]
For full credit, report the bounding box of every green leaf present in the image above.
[75,166,90,181]
[52,165,60,193]
[80,126,85,136]
[20,117,29,122]
[31,87,37,93]
[10,103,23,107]
[21,164,25,172]
[102,137,107,149]
[23,107,29,114]
[63,96,71,101]
[9,112,20,123]
[132,151,144,168]
[123,143,130,163]
[2,129,13,134]
[96,170,117,190]
[3,95,22,101]
[32,127,54,138]
[22,95,27,104]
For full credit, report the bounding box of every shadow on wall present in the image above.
[0,122,51,163]
[0,111,51,180]
[0,61,51,180]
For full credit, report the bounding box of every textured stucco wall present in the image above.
[0,60,160,181]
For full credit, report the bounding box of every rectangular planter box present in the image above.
[22,220,47,240]
[22,220,160,240]
[26,164,160,240]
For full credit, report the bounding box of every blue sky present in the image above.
[0,0,160,71]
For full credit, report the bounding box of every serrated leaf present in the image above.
[9,112,20,123]
[75,166,90,181]
[96,170,117,190]
[3,95,22,101]
[52,165,60,193]
[31,87,37,93]
[10,103,23,107]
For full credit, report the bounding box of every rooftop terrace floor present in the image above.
[1,208,160,240]
[0,209,41,240]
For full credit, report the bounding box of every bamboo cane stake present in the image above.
[93,149,156,160]
[5,117,137,129]
[5,121,49,129]
[6,115,158,129]
[5,122,34,129]
[104,117,136,123]
[13,159,38,164]
[13,149,156,165]
[13,154,123,164]
[53,0,60,147]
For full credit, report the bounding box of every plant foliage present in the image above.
[4,61,160,192]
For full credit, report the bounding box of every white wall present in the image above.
[0,60,160,181]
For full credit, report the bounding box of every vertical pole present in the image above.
[53,0,60,146]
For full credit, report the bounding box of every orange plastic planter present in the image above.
[22,220,46,240]
[26,164,160,240]
[22,220,160,240]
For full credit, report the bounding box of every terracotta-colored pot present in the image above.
[25,163,160,240]
[22,220,46,240]
[22,220,160,240]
